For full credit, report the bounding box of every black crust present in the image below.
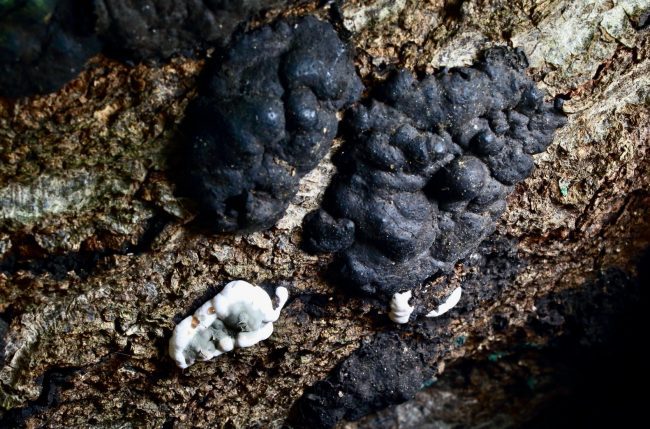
[0,0,100,98]
[0,0,298,97]
[303,47,567,298]
[93,0,292,62]
[181,15,363,232]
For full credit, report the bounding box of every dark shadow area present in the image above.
[348,248,649,429]
[521,250,648,428]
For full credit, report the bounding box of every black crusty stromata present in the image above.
[94,0,294,62]
[182,15,363,232]
[0,0,100,98]
[304,47,566,298]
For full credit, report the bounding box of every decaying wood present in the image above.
[0,0,648,427]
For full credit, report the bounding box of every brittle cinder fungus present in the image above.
[169,280,289,369]
[0,0,100,97]
[94,0,293,62]
[182,16,363,232]
[1,1,301,97]
[304,47,566,302]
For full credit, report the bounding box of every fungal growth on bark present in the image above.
[169,280,289,369]
[0,1,301,97]
[388,291,415,324]
[181,15,363,232]
[0,0,100,97]
[94,0,292,62]
[426,286,463,317]
[303,47,566,299]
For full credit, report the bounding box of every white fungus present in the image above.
[389,290,415,324]
[169,280,289,369]
[426,287,462,318]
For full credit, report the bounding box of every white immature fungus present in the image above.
[426,287,462,318]
[389,290,415,324]
[169,280,289,369]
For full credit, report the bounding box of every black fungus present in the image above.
[0,0,100,97]
[289,332,429,428]
[182,15,363,232]
[303,47,566,298]
[94,0,293,62]
[0,1,302,97]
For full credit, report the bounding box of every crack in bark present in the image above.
[0,211,173,280]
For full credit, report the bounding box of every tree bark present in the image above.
[0,0,648,427]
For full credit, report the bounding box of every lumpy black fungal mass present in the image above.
[1,1,299,97]
[182,16,363,232]
[303,47,566,298]
[94,0,292,62]
[0,0,100,97]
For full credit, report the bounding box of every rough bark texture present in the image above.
[0,0,648,428]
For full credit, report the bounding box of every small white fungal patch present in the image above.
[426,287,462,318]
[169,280,289,369]
[389,291,415,324]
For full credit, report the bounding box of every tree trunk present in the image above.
[1,0,648,428]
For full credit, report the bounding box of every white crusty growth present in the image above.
[426,287,462,318]
[169,280,289,369]
[389,291,415,324]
